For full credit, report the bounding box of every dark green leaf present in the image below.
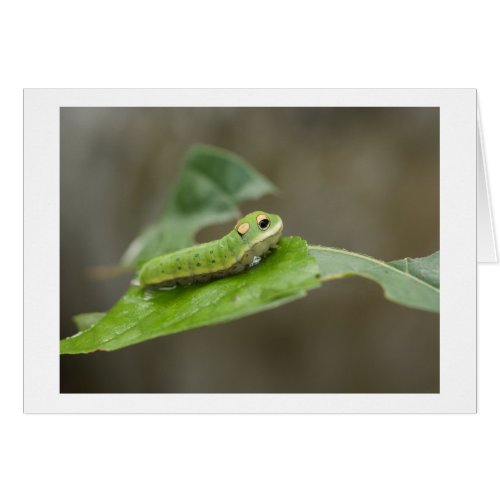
[388,251,440,289]
[308,246,439,313]
[121,144,277,267]
[61,237,320,354]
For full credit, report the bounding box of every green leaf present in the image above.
[121,144,277,267]
[308,246,439,313]
[61,237,320,354]
[388,251,440,289]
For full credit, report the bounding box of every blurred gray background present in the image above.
[60,107,439,393]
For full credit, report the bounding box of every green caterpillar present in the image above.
[137,211,283,288]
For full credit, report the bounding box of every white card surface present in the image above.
[23,89,489,413]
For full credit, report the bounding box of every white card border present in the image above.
[23,88,476,413]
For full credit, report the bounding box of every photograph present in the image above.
[59,106,440,394]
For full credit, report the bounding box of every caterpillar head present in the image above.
[234,211,283,256]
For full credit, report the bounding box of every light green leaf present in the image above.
[121,144,277,267]
[308,246,439,313]
[61,237,320,354]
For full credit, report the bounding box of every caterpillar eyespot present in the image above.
[256,213,271,230]
[237,222,250,235]
[137,211,283,289]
